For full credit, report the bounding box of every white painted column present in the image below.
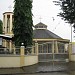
[47,44,48,53]
[42,45,43,53]
[4,39,7,52]
[3,15,5,33]
[10,14,13,34]
[9,40,12,53]
[5,14,7,34]
[52,41,54,54]
[55,41,58,53]
[2,39,4,47]
[52,41,55,62]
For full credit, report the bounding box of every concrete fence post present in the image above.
[35,42,38,55]
[20,43,25,67]
[32,46,34,54]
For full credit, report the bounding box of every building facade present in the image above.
[0,12,70,57]
[1,12,14,53]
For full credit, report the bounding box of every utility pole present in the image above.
[71,25,72,42]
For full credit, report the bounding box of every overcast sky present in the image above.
[0,0,75,42]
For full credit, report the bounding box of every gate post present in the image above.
[32,46,34,54]
[35,42,38,55]
[20,43,25,67]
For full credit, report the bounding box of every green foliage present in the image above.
[13,0,33,47]
[53,0,75,27]
[0,20,3,34]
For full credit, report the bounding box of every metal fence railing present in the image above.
[38,42,69,54]
[0,45,37,55]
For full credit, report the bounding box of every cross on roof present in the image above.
[39,16,42,22]
[8,5,12,11]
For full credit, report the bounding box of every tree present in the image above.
[13,0,33,47]
[53,0,75,29]
[0,20,2,34]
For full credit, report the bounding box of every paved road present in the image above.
[0,61,75,75]
[12,72,75,75]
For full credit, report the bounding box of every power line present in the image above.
[53,20,61,31]
[33,15,63,32]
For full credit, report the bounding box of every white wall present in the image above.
[25,55,38,66]
[71,54,75,61]
[0,55,38,68]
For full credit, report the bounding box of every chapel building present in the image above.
[0,12,70,56]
